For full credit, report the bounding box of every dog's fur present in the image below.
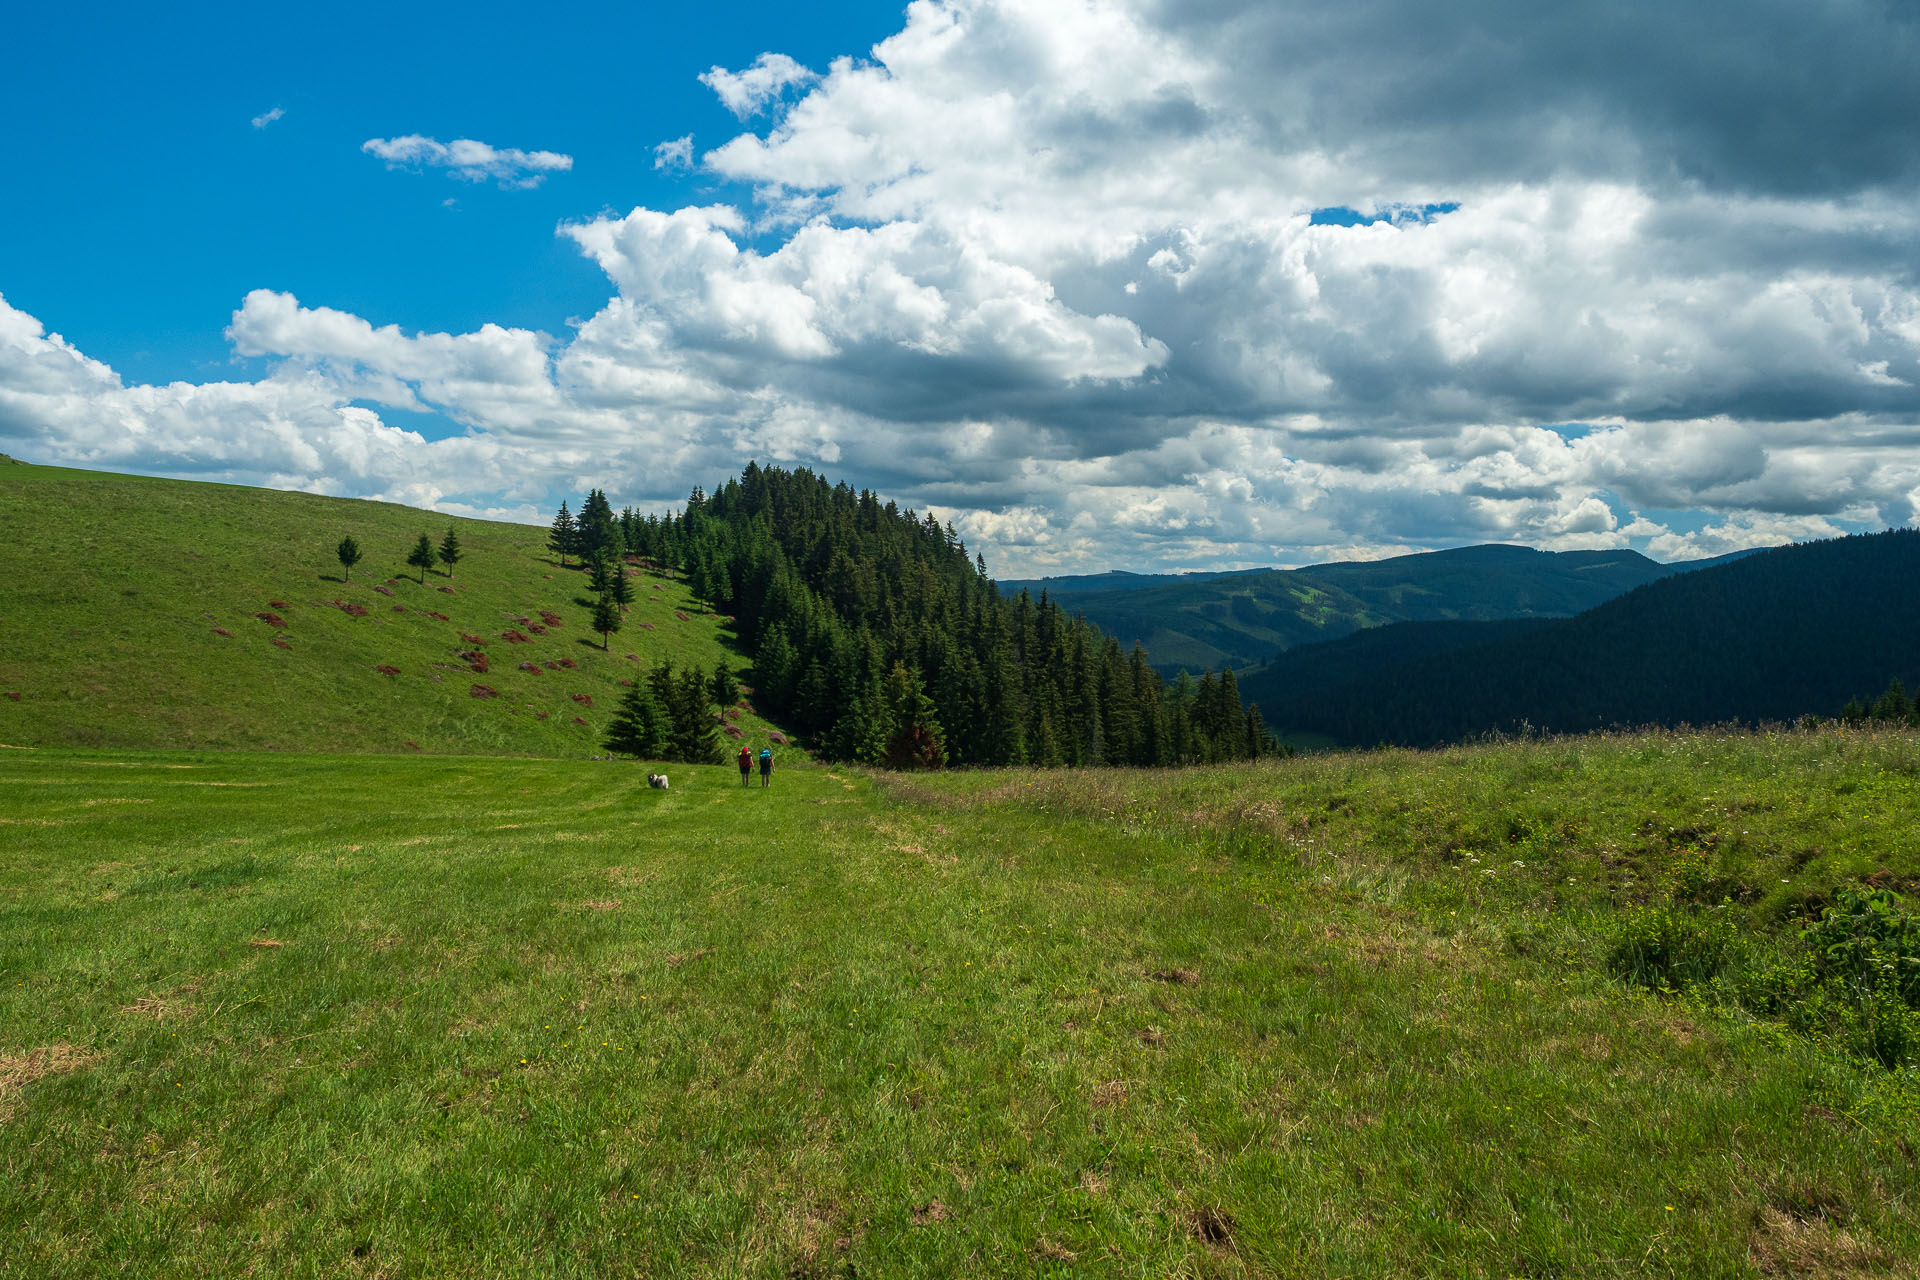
[646,773,669,790]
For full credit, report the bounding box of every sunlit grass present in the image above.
[3,732,1917,1276]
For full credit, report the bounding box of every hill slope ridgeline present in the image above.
[1252,530,1920,746]
[1009,544,1727,674]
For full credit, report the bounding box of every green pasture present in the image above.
[0,463,770,756]
[4,730,1917,1277]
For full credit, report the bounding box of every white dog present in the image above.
[647,773,669,790]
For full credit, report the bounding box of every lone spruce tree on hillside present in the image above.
[610,560,635,611]
[406,534,435,584]
[336,535,363,583]
[548,502,576,567]
[437,528,462,578]
[591,590,622,650]
[604,678,667,757]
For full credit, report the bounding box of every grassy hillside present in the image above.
[4,729,1917,1276]
[1259,530,1920,746]
[1021,545,1684,675]
[0,462,782,755]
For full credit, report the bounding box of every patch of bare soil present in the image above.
[910,1200,949,1225]
[1149,968,1200,985]
[1190,1206,1237,1251]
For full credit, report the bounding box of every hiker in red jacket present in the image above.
[737,744,752,787]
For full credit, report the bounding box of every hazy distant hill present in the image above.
[1005,544,1710,674]
[1251,531,1920,746]
[998,566,1273,595]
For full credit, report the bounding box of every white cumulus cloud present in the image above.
[699,53,818,119]
[10,0,1920,577]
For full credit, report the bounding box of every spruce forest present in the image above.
[550,463,1280,769]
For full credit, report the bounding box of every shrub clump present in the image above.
[502,629,531,644]
[374,664,401,676]
[572,693,593,707]
[518,661,541,674]
[469,684,499,699]
[539,611,563,627]
[373,584,394,597]
[1607,903,1737,991]
[254,613,287,628]
[460,632,485,645]
[461,651,489,673]
[211,626,234,637]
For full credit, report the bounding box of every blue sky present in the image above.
[0,0,901,399]
[4,1,1918,575]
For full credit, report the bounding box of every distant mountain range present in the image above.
[1243,531,1920,746]
[1002,544,1754,674]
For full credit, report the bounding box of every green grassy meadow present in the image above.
[0,463,772,756]
[5,731,1917,1277]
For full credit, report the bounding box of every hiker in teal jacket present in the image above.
[758,747,773,788]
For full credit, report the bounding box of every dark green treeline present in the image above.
[556,464,1281,768]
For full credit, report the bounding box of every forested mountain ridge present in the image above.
[596,463,1280,767]
[1252,530,1920,746]
[1019,543,1747,675]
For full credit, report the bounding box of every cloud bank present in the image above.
[8,0,1920,574]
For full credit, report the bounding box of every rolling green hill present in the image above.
[1015,544,1737,674]
[0,462,779,755]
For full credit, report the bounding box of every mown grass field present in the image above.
[4,730,1917,1277]
[0,462,773,756]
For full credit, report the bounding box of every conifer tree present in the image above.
[437,527,462,578]
[669,666,723,764]
[406,534,435,584]
[336,534,362,583]
[711,661,738,707]
[881,661,946,770]
[604,680,668,757]
[548,502,576,567]
[585,551,613,599]
[609,560,634,611]
[1871,677,1914,724]
[592,591,622,650]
